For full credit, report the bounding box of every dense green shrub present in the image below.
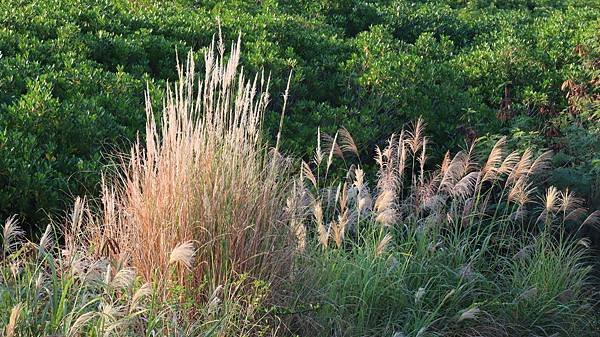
[0,0,598,228]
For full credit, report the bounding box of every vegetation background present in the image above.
[0,1,600,336]
[0,0,598,229]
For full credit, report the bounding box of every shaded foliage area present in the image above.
[0,0,598,228]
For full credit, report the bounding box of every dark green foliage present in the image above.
[0,0,599,228]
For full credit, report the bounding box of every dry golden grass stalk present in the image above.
[498,150,521,175]
[507,177,534,206]
[537,186,560,224]
[294,221,307,252]
[559,188,584,213]
[338,127,359,157]
[168,241,195,270]
[286,181,310,252]
[2,216,24,255]
[275,70,293,152]
[332,184,350,248]
[130,283,152,313]
[313,202,329,247]
[438,150,470,194]
[453,171,480,200]
[440,151,451,176]
[529,150,553,176]
[408,117,425,155]
[507,148,533,185]
[375,146,384,169]
[331,221,343,249]
[38,224,53,255]
[68,312,96,337]
[375,233,393,256]
[582,210,600,227]
[110,267,136,290]
[354,166,365,191]
[302,160,317,189]
[481,136,506,182]
[4,303,22,337]
[375,209,397,226]
[333,211,349,248]
[314,127,324,166]
[323,131,342,172]
[395,131,407,179]
[375,189,395,214]
[544,186,560,214]
[418,138,427,186]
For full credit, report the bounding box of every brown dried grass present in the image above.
[76,36,293,300]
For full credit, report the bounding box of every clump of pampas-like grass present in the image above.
[76,33,294,304]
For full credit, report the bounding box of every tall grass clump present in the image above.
[1,35,294,336]
[1,206,284,336]
[285,121,598,336]
[1,214,156,336]
[84,34,294,330]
